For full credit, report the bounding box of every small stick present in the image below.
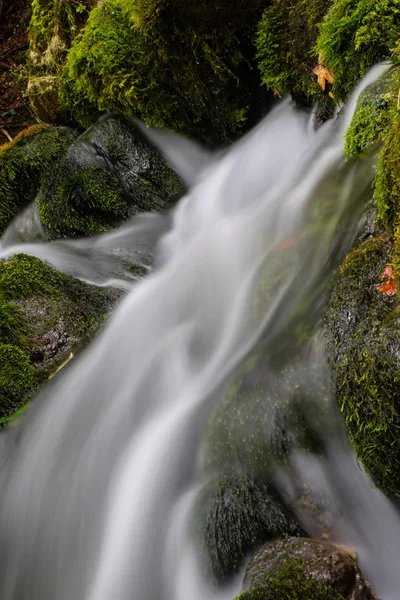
[0,128,13,142]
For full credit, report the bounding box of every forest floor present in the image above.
[0,0,36,144]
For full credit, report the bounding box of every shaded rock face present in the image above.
[241,538,378,600]
[324,234,400,497]
[37,114,185,237]
[197,476,304,585]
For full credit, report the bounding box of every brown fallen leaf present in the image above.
[313,64,335,92]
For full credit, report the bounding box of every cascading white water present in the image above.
[0,64,398,600]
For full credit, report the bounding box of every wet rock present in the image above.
[324,234,400,497]
[37,114,185,238]
[197,475,304,585]
[238,537,378,600]
[0,253,121,418]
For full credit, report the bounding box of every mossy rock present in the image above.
[0,253,120,417]
[0,124,76,235]
[324,234,400,497]
[37,114,184,237]
[317,0,400,102]
[255,0,332,104]
[197,475,304,585]
[60,0,270,141]
[344,71,394,157]
[236,537,378,599]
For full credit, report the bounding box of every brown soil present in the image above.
[0,0,37,143]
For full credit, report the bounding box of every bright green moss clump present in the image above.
[344,73,393,156]
[317,0,400,102]
[236,559,344,600]
[256,0,332,102]
[324,235,400,497]
[61,0,267,141]
[0,344,37,413]
[39,165,129,237]
[0,125,76,235]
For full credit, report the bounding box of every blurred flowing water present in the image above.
[0,64,399,600]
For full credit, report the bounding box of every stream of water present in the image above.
[0,64,399,600]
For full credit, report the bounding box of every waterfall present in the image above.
[1,64,398,600]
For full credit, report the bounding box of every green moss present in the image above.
[0,344,37,417]
[60,0,266,141]
[256,0,332,102]
[0,125,76,235]
[324,235,400,496]
[236,558,344,600]
[0,253,65,300]
[344,72,394,156]
[317,0,400,102]
[374,66,400,232]
[0,296,26,346]
[39,166,129,236]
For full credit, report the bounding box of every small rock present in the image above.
[240,537,379,600]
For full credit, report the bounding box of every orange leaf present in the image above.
[377,281,397,296]
[313,64,334,92]
[377,264,397,296]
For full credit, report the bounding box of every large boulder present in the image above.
[237,538,378,600]
[0,253,120,418]
[324,234,400,497]
[37,114,185,237]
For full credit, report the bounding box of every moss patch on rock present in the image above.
[0,124,76,235]
[255,0,331,103]
[236,537,377,599]
[344,72,394,156]
[324,235,400,497]
[317,0,400,102]
[0,253,120,417]
[236,559,345,600]
[60,0,269,141]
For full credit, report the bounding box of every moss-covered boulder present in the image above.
[60,0,270,141]
[255,0,331,106]
[0,124,76,235]
[0,253,119,417]
[197,476,304,585]
[324,234,400,497]
[27,0,95,121]
[317,0,400,102]
[236,538,378,599]
[37,114,184,237]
